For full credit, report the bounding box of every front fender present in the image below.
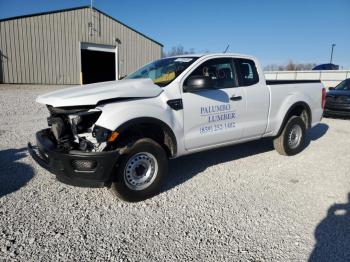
[95,98,183,148]
[96,99,173,129]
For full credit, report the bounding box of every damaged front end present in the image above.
[28,105,119,187]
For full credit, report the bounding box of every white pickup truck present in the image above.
[28,53,326,201]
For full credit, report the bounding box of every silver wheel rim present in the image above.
[123,152,158,191]
[288,124,302,149]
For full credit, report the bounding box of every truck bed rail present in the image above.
[266,80,321,85]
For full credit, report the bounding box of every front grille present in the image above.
[71,160,97,171]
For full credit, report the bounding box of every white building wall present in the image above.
[265,70,350,88]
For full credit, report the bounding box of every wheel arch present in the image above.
[275,101,312,137]
[114,117,178,158]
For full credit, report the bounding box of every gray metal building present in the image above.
[0,6,163,85]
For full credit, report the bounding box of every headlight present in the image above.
[92,125,119,143]
[92,125,111,143]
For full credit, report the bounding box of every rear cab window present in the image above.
[235,58,259,86]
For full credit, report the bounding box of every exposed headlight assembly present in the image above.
[92,126,119,143]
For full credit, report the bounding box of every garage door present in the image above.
[81,42,118,84]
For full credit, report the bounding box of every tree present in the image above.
[264,60,317,71]
[286,60,297,71]
[163,45,195,57]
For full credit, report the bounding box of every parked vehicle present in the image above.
[312,63,339,70]
[324,78,350,117]
[28,53,325,201]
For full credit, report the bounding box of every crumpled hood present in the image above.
[36,79,163,107]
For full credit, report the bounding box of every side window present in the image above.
[185,58,238,88]
[236,59,259,86]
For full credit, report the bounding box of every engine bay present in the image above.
[46,105,108,152]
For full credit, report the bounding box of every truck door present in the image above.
[182,58,247,150]
[234,58,270,138]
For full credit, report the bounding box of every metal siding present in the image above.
[0,21,8,82]
[73,10,80,83]
[43,14,50,84]
[24,18,32,83]
[16,19,24,83]
[27,18,35,83]
[34,17,42,83]
[40,15,48,84]
[10,20,17,83]
[51,14,58,84]
[76,9,82,83]
[66,11,74,84]
[69,11,76,85]
[6,21,14,83]
[41,15,49,84]
[47,14,54,83]
[17,19,25,82]
[35,16,43,83]
[0,23,3,82]
[121,24,127,76]
[59,12,66,84]
[3,22,8,82]
[83,9,89,43]
[58,13,63,84]
[11,20,19,83]
[23,18,30,82]
[21,18,29,83]
[101,11,106,42]
[31,16,39,83]
[0,7,161,84]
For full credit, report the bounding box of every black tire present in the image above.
[273,116,306,156]
[111,138,168,202]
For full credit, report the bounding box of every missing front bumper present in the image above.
[28,129,119,188]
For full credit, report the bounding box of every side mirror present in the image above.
[328,87,335,90]
[183,76,214,92]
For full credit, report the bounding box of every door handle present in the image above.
[230,95,242,101]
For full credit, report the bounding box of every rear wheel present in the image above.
[111,138,168,202]
[273,116,306,156]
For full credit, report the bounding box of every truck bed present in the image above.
[265,80,324,136]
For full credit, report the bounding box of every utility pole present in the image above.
[330,43,336,64]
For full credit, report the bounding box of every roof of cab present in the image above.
[167,53,256,60]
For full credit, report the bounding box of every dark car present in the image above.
[324,78,350,117]
[313,63,339,70]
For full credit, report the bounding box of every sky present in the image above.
[1,0,349,69]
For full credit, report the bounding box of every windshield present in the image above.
[335,79,350,90]
[126,57,199,87]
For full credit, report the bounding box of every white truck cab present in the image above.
[29,53,326,201]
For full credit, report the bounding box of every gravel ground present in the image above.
[0,84,350,261]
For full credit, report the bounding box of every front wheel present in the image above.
[111,138,168,202]
[273,116,306,156]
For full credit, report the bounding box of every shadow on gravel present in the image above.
[305,123,329,146]
[164,138,274,192]
[0,148,34,198]
[164,123,329,193]
[309,193,350,262]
